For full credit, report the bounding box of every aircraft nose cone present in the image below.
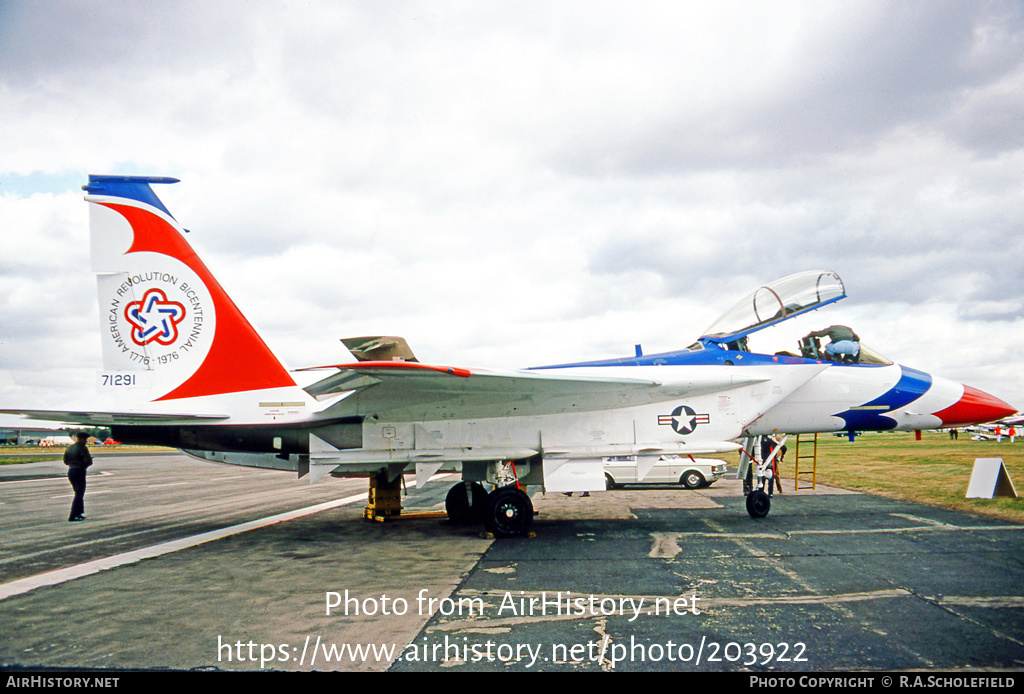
[934,385,1017,426]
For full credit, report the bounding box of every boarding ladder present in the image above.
[793,433,818,490]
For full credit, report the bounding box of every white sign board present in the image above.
[966,458,1018,499]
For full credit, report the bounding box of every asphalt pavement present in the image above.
[1,452,1021,672]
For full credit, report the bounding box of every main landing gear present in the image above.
[445,481,534,538]
[444,481,488,525]
[485,486,534,538]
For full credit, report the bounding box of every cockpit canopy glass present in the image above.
[700,271,846,343]
[855,343,893,366]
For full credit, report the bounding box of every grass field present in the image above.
[0,447,61,465]
[0,445,173,466]
[777,430,1024,524]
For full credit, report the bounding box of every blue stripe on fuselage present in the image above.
[530,347,834,369]
[835,366,932,431]
[530,347,930,433]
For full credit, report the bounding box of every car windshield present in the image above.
[700,271,846,343]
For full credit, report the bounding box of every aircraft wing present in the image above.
[0,409,230,426]
[303,360,770,421]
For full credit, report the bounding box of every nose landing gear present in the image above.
[745,489,771,518]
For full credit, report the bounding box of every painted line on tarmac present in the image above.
[0,470,114,485]
[49,489,118,499]
[0,492,366,602]
[648,515,1023,559]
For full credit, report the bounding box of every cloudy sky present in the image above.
[1,0,1022,424]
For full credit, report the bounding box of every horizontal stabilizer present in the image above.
[342,336,419,363]
[302,371,382,399]
[0,409,229,426]
[299,361,473,400]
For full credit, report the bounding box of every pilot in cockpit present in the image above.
[725,336,749,352]
[801,325,860,363]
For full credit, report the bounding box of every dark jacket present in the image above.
[63,442,93,470]
[808,325,859,343]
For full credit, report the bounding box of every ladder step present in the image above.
[793,432,818,491]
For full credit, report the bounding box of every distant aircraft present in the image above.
[2,176,1016,536]
[964,419,1021,442]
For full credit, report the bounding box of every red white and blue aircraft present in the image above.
[3,176,1016,535]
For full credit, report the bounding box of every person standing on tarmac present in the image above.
[64,432,92,521]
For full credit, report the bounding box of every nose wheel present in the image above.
[745,489,771,518]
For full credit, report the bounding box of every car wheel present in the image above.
[681,470,706,489]
[605,473,617,490]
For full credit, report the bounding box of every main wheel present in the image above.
[682,470,706,489]
[484,486,534,537]
[445,481,488,524]
[745,489,771,518]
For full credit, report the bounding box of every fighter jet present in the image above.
[3,176,1015,536]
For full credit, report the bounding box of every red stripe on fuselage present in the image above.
[933,385,1016,427]
[322,361,473,378]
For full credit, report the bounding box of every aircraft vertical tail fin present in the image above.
[85,175,299,404]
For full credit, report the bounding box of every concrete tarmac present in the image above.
[0,452,1021,672]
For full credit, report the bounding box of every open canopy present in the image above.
[699,271,846,345]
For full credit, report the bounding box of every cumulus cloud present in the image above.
[0,0,1021,417]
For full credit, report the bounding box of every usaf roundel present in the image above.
[658,405,710,435]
